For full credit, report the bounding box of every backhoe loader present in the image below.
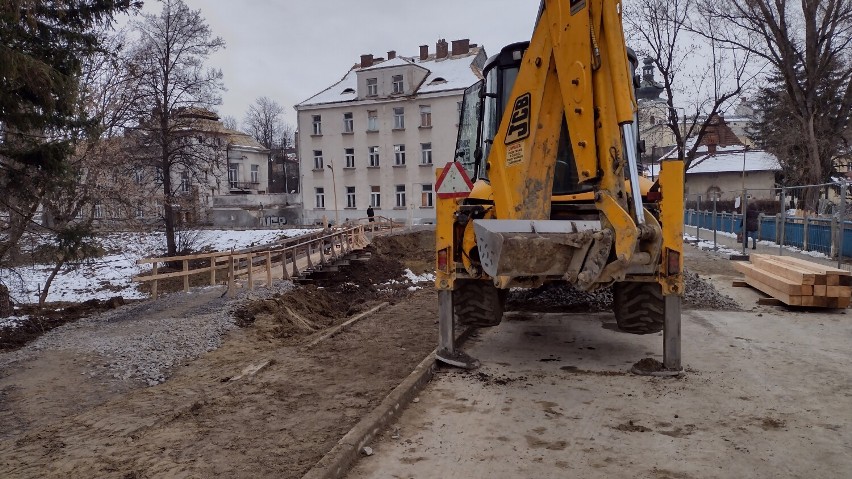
[434,0,684,371]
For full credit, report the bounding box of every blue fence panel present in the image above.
[760,217,777,242]
[843,222,852,257]
[808,220,833,254]
[785,221,805,248]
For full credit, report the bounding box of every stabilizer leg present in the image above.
[663,294,682,371]
[436,289,479,369]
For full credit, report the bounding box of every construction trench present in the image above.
[0,229,850,478]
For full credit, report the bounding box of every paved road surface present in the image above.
[347,306,852,478]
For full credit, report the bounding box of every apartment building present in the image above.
[295,39,486,225]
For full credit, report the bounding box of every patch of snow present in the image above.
[0,228,321,304]
[0,315,29,329]
[403,269,435,283]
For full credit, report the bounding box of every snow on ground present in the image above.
[685,230,831,259]
[0,314,29,329]
[1,228,319,304]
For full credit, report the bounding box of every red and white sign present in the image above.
[435,161,474,199]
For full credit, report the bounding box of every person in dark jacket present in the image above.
[744,202,759,250]
[366,206,375,222]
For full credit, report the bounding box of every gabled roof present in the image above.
[297,47,485,107]
[656,140,780,174]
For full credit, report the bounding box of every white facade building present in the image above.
[295,39,486,225]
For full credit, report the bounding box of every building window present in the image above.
[344,148,355,168]
[312,115,322,135]
[228,164,238,187]
[367,110,378,131]
[134,168,143,185]
[313,150,324,169]
[392,74,403,94]
[420,105,431,127]
[421,184,433,207]
[343,112,353,133]
[136,202,144,219]
[250,164,259,183]
[154,166,163,183]
[421,143,432,164]
[180,171,190,192]
[346,186,356,208]
[315,187,325,208]
[94,201,103,219]
[393,107,405,129]
[371,185,381,208]
[394,144,406,166]
[368,146,380,167]
[395,185,406,208]
[367,78,377,96]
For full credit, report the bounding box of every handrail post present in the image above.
[247,252,254,290]
[227,252,235,298]
[306,243,314,270]
[152,262,159,300]
[210,255,216,286]
[281,250,291,280]
[291,247,300,278]
[183,259,190,292]
[265,251,272,286]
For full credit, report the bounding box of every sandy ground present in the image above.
[346,248,852,479]
[0,233,439,479]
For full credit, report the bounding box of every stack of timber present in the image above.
[733,254,852,307]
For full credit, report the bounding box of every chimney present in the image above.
[419,45,429,61]
[360,54,373,68]
[388,50,396,60]
[451,39,470,56]
[436,39,449,59]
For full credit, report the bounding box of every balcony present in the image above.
[229,181,260,193]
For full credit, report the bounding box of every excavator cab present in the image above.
[435,0,684,372]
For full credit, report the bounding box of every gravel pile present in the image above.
[508,270,740,312]
[1,282,295,386]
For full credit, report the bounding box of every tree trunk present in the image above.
[804,113,823,212]
[39,258,65,307]
[0,284,11,318]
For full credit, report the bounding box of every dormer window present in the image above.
[429,77,447,85]
[392,75,404,94]
[367,78,378,96]
[342,87,355,94]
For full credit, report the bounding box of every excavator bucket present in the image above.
[473,219,613,288]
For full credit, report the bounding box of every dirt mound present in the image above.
[371,229,435,273]
[235,231,433,344]
[508,269,741,313]
[235,286,346,341]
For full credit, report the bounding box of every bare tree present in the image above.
[128,0,225,257]
[244,96,285,150]
[703,0,852,207]
[625,0,757,169]
[222,115,238,131]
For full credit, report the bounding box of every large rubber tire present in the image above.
[613,281,665,334]
[454,280,507,328]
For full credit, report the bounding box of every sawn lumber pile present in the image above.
[733,254,852,308]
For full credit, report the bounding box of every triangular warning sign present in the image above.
[435,162,474,199]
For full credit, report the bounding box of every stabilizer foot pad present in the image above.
[436,349,480,369]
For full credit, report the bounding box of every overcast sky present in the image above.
[129,1,542,128]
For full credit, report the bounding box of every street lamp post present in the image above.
[326,161,339,227]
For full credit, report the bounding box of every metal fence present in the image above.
[683,181,850,267]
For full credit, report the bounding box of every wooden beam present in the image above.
[733,262,814,295]
[749,256,817,285]
[744,277,802,306]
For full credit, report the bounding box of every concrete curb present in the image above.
[301,349,437,479]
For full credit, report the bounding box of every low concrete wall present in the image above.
[212,193,299,208]
[211,205,302,228]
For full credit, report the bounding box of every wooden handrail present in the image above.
[132,225,369,298]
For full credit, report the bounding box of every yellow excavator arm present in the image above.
[435,0,684,372]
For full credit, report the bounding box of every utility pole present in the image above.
[326,160,339,227]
